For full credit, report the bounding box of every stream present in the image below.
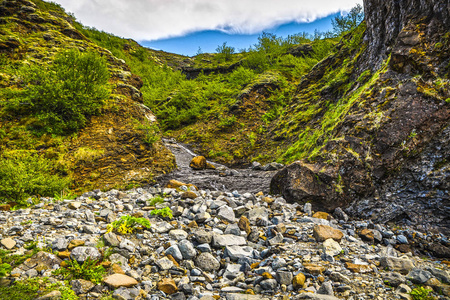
[157,138,277,194]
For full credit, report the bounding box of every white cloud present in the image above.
[50,0,363,41]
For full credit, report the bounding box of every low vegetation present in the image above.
[150,207,173,219]
[106,215,151,235]
[53,258,105,284]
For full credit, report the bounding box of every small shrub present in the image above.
[0,263,11,277]
[148,195,164,206]
[107,215,151,235]
[2,49,110,135]
[228,66,256,87]
[331,4,364,36]
[0,151,69,204]
[150,207,173,219]
[216,42,235,62]
[136,123,160,145]
[53,257,105,284]
[409,286,433,300]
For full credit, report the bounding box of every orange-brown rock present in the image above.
[157,278,177,294]
[238,216,251,235]
[293,272,306,288]
[262,272,273,279]
[345,262,373,273]
[112,263,125,274]
[206,162,216,169]
[68,240,85,250]
[167,179,196,189]
[167,254,180,267]
[312,212,330,220]
[303,263,326,275]
[188,221,198,228]
[313,225,343,242]
[57,250,70,259]
[359,229,374,242]
[262,197,275,204]
[103,274,138,288]
[189,156,207,170]
[181,191,198,199]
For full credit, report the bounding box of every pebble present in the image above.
[0,184,447,300]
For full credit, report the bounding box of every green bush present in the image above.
[148,195,164,206]
[2,49,110,135]
[228,66,256,87]
[410,286,433,300]
[53,258,105,284]
[0,151,69,204]
[332,4,364,36]
[150,207,173,219]
[107,215,151,235]
[0,263,11,277]
[216,42,235,62]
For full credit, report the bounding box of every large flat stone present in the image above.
[103,274,138,288]
[212,234,246,248]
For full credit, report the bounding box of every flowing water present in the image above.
[157,138,276,194]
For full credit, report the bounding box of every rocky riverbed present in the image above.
[0,141,449,300]
[0,184,449,300]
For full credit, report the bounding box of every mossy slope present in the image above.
[0,0,175,200]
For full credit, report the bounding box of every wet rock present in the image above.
[190,156,207,170]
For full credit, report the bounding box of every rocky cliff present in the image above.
[271,0,450,235]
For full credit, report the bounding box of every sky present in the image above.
[49,0,363,56]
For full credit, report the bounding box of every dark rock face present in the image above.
[271,0,450,234]
[363,0,450,68]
